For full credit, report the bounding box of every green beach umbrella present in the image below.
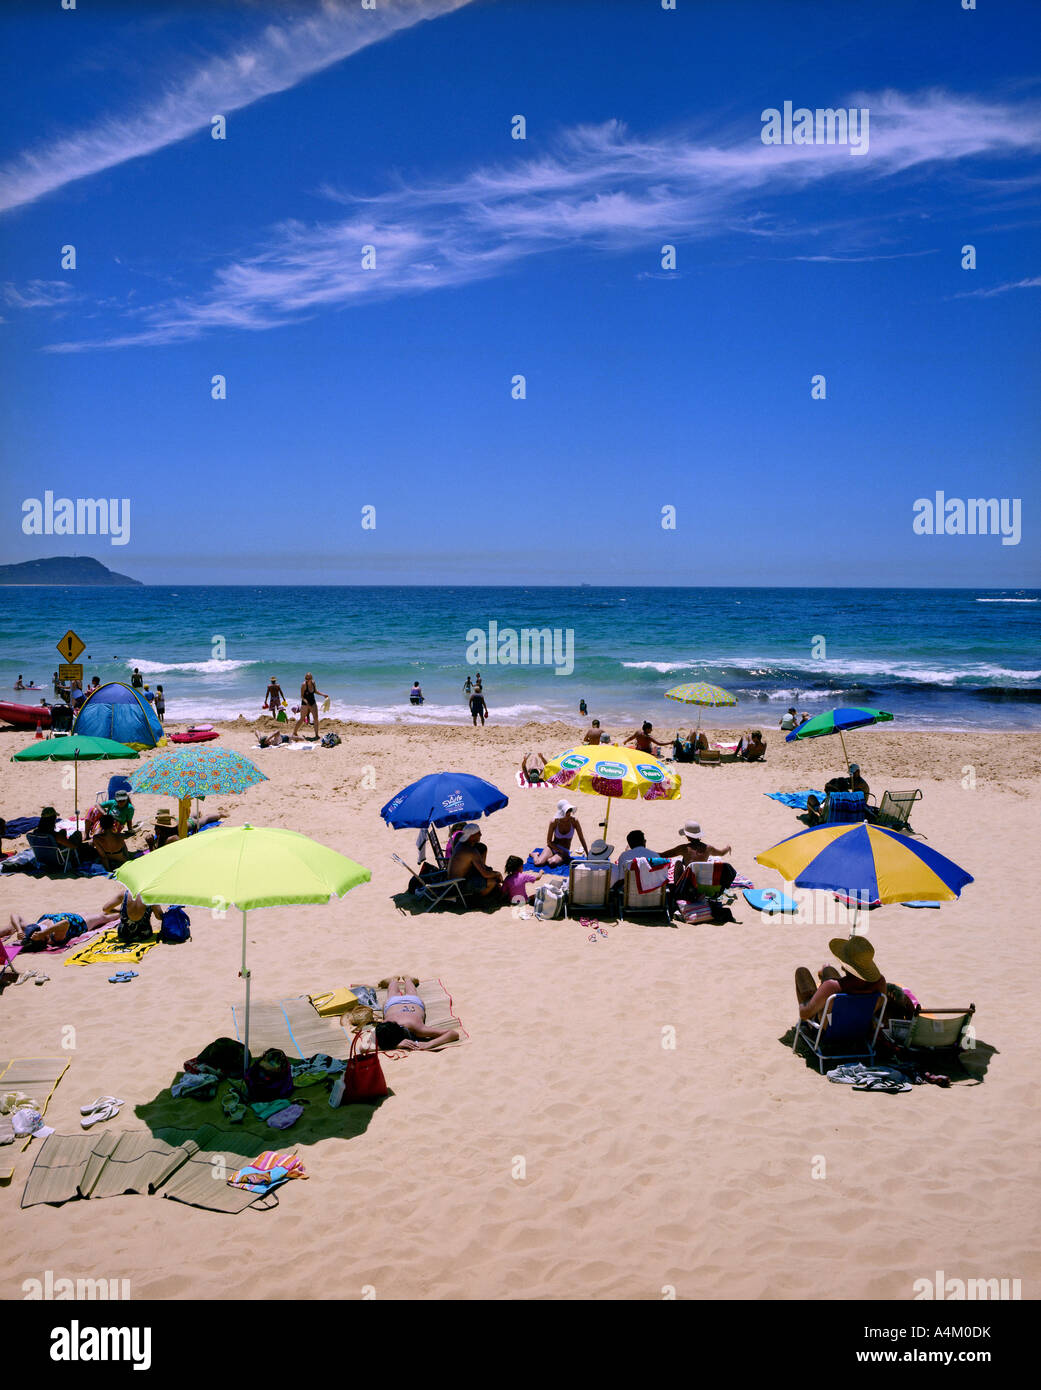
[12,734,138,827]
[115,824,371,1072]
[785,706,894,776]
[665,681,737,737]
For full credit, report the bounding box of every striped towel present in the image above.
[631,859,672,894]
[228,1149,307,1191]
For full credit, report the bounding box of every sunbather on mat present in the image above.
[376,976,460,1051]
[795,936,887,1021]
[4,908,119,949]
[521,751,547,784]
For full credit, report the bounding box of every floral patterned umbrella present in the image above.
[130,746,267,836]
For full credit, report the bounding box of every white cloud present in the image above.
[0,0,472,215]
[955,274,1041,298]
[37,89,1041,352]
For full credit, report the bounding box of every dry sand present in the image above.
[2,717,1039,1301]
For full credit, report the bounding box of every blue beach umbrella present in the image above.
[380,772,509,830]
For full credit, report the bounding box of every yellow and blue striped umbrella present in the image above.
[665,682,737,707]
[756,822,973,904]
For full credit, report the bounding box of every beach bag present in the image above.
[245,1049,294,1102]
[330,1030,387,1107]
[159,906,191,944]
[534,881,565,920]
[310,986,358,1017]
[186,1037,249,1077]
[320,732,341,748]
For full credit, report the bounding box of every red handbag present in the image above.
[333,1030,387,1106]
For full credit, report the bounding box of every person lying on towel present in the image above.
[375,976,460,1051]
[3,907,119,950]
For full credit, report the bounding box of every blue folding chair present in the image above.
[27,832,81,876]
[793,991,886,1073]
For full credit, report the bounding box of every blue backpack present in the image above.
[159,906,191,944]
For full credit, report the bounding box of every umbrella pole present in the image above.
[240,909,251,1078]
[602,797,611,834]
[74,754,80,832]
[839,730,851,778]
[177,796,190,840]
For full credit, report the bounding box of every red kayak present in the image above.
[0,701,52,729]
[170,729,219,743]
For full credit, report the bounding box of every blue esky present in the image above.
[1,0,1039,586]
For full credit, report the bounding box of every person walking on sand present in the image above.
[469,688,489,727]
[292,672,327,740]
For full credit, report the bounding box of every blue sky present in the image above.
[1,0,1039,586]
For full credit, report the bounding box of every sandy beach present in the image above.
[2,716,1038,1302]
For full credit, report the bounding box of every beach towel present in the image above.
[515,771,550,790]
[228,1149,307,1193]
[64,929,158,967]
[5,924,110,962]
[630,859,672,895]
[765,790,825,810]
[22,1125,268,1212]
[1,816,40,839]
[522,853,569,877]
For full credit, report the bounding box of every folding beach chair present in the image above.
[620,861,671,922]
[885,1003,975,1054]
[564,861,614,918]
[793,992,886,1073]
[390,853,467,913]
[26,833,80,876]
[821,790,869,824]
[871,789,923,832]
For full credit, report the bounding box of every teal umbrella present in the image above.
[785,707,893,775]
[130,746,267,837]
[12,734,138,827]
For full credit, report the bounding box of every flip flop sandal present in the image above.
[80,1095,122,1115]
[80,1098,124,1128]
[853,1079,911,1093]
[14,970,36,986]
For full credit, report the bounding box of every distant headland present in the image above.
[0,556,143,586]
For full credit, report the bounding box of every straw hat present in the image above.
[154,808,175,827]
[829,936,881,982]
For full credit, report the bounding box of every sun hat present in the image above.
[829,935,881,982]
[154,809,175,827]
[114,790,130,802]
[679,821,702,839]
[40,805,58,818]
[849,763,860,774]
[556,799,576,817]
[587,839,614,859]
[459,823,481,842]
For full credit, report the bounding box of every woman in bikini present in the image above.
[375,976,460,1051]
[531,799,589,867]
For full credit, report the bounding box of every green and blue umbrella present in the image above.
[785,706,893,775]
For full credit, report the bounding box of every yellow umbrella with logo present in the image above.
[541,743,681,834]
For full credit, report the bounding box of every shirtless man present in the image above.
[264,676,285,712]
[377,976,460,1051]
[582,718,602,745]
[625,722,662,755]
[448,825,503,899]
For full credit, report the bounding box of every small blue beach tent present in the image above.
[72,682,166,750]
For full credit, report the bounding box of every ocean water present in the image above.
[1,586,1039,731]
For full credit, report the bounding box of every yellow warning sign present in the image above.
[58,663,84,686]
[56,630,85,663]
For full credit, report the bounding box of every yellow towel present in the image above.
[65,930,158,967]
[310,987,358,1017]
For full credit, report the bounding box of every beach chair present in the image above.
[871,789,923,832]
[0,936,18,988]
[564,861,614,917]
[98,774,133,806]
[619,861,671,922]
[26,832,80,876]
[885,1004,975,1054]
[793,992,886,1073]
[390,853,467,912]
[820,790,868,824]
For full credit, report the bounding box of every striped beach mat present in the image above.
[230,996,353,1060]
[23,1125,264,1213]
[0,1057,71,1178]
